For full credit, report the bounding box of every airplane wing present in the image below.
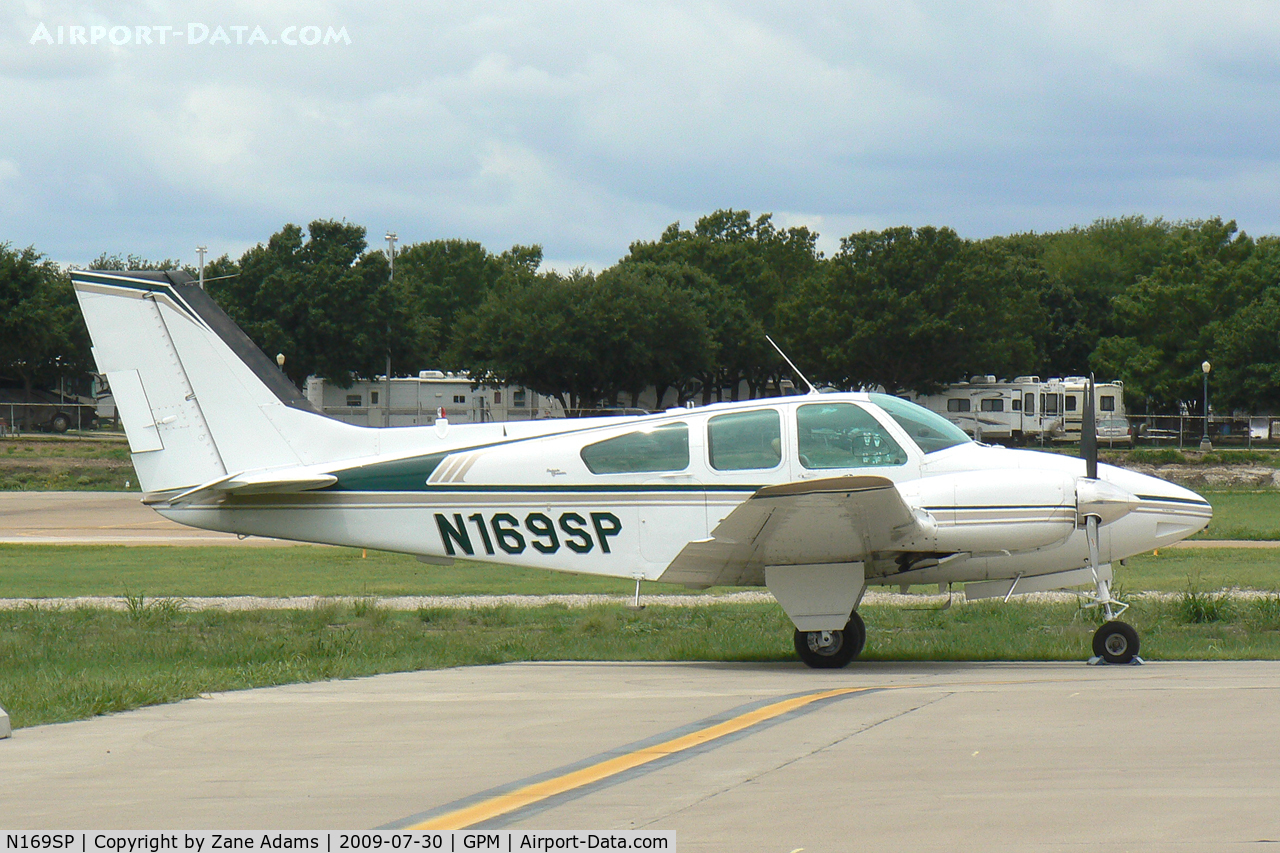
[657,475,924,588]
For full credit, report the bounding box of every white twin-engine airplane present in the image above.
[71,269,1212,668]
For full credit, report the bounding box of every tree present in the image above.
[0,244,90,395]
[782,226,1043,394]
[391,240,542,370]
[209,221,390,387]
[450,267,713,412]
[623,210,823,400]
[1090,218,1261,410]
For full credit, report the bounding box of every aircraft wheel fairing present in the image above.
[1093,621,1140,664]
[794,612,865,669]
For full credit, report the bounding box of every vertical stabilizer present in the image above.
[71,270,371,493]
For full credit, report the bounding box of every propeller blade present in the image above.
[1081,373,1098,480]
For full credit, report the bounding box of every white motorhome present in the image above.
[304,372,564,427]
[910,376,1126,443]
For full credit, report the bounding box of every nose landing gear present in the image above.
[1081,515,1141,665]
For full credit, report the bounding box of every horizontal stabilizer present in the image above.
[145,469,338,506]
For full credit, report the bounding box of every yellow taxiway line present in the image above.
[410,686,877,830]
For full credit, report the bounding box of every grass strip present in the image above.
[0,545,719,598]
[4,544,1280,599]
[4,597,1280,731]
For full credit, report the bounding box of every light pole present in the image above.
[1200,361,1212,452]
[383,232,397,428]
[196,245,207,289]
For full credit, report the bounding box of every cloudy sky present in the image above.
[4,1,1280,271]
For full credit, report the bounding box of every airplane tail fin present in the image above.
[70,269,371,494]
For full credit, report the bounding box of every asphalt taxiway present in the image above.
[3,661,1279,850]
[0,491,288,545]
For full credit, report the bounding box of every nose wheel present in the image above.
[794,611,866,669]
[1081,514,1142,664]
[1092,620,1140,664]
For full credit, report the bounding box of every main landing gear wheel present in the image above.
[794,611,866,669]
[1092,621,1140,664]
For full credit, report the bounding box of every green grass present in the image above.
[1121,548,1280,591]
[0,544,728,598]
[0,435,136,491]
[1193,491,1280,540]
[5,597,1280,730]
[4,544,1278,599]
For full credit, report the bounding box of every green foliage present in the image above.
[16,209,1280,412]
[390,239,539,370]
[1248,594,1280,631]
[449,265,714,411]
[624,210,823,402]
[782,226,1044,394]
[0,244,91,393]
[1128,448,1189,465]
[210,220,391,387]
[1175,576,1234,624]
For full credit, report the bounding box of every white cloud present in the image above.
[5,1,1280,267]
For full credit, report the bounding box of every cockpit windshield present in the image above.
[869,393,971,454]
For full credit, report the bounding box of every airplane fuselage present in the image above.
[155,393,1210,591]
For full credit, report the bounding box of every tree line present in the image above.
[4,212,1280,414]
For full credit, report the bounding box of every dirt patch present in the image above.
[1119,463,1280,489]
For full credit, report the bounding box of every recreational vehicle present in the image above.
[304,372,564,427]
[911,376,1126,443]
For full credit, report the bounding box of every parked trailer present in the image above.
[909,376,1126,443]
[304,372,565,427]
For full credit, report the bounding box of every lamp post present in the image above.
[1200,361,1212,452]
[383,232,397,428]
[196,245,207,289]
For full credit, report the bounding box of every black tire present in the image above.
[50,413,71,433]
[1093,621,1140,664]
[794,611,866,669]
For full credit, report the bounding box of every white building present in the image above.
[304,371,564,427]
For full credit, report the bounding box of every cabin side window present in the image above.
[581,422,689,474]
[979,398,1004,412]
[1024,394,1035,414]
[947,398,971,412]
[708,409,782,471]
[345,394,362,407]
[1065,396,1078,412]
[1100,395,1116,412]
[796,403,906,469]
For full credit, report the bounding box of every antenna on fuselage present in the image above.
[765,335,817,395]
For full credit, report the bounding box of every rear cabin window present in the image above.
[797,403,906,469]
[947,398,971,412]
[980,398,1004,412]
[580,422,689,474]
[1065,396,1078,412]
[1100,395,1116,412]
[1024,394,1035,414]
[708,409,782,471]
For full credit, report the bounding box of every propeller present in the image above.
[1081,372,1097,480]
